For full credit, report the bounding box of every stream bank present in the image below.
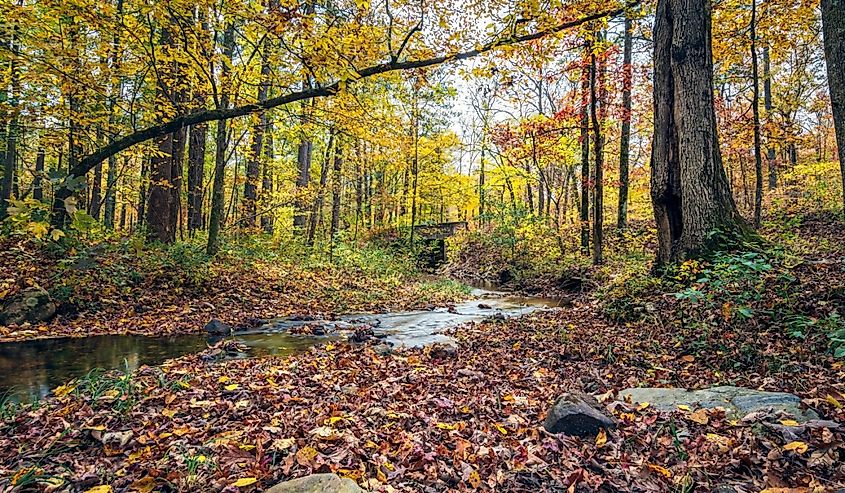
[0,289,559,404]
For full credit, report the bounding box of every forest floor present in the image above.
[0,239,468,342]
[1,208,844,492]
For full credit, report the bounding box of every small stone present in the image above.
[204,319,232,336]
[373,343,393,356]
[544,392,615,438]
[428,343,457,359]
[477,303,492,309]
[265,474,365,493]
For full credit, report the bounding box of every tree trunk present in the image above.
[651,0,750,267]
[308,130,334,245]
[617,15,633,231]
[33,149,45,201]
[579,44,591,255]
[763,46,777,190]
[187,122,207,233]
[261,123,274,233]
[243,13,272,229]
[137,157,148,228]
[206,22,235,255]
[0,18,19,220]
[89,128,104,220]
[146,21,186,243]
[590,38,604,265]
[293,136,312,233]
[330,135,343,256]
[751,0,764,228]
[821,0,845,215]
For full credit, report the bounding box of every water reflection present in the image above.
[0,332,321,404]
[1,292,559,404]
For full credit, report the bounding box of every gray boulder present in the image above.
[619,386,819,422]
[543,392,615,437]
[204,319,232,336]
[265,474,364,493]
[0,286,57,326]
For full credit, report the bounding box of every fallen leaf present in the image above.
[232,477,257,488]
[84,486,113,493]
[783,441,808,453]
[595,428,607,448]
[689,409,709,425]
[647,463,671,478]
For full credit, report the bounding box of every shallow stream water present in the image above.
[0,289,559,403]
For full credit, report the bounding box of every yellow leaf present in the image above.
[53,383,76,398]
[218,376,230,383]
[676,404,692,412]
[825,394,842,408]
[436,422,458,431]
[783,441,808,454]
[779,419,800,426]
[636,401,650,411]
[325,416,345,425]
[232,477,257,488]
[595,428,607,448]
[296,446,318,466]
[84,486,113,493]
[647,463,671,478]
[325,344,335,351]
[468,469,481,488]
[224,384,239,391]
[512,341,522,350]
[493,423,508,435]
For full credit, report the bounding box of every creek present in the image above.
[0,289,559,404]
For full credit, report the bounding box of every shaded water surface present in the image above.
[1,291,558,403]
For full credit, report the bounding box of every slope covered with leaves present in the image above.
[0,237,468,342]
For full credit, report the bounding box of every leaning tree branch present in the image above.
[56,1,637,208]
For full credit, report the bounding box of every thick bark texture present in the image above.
[821,0,845,214]
[579,46,591,255]
[651,0,749,267]
[146,23,186,244]
[590,44,604,265]
[187,122,206,232]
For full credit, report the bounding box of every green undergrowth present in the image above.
[597,210,845,359]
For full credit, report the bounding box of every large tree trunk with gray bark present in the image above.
[821,0,845,215]
[651,0,750,267]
